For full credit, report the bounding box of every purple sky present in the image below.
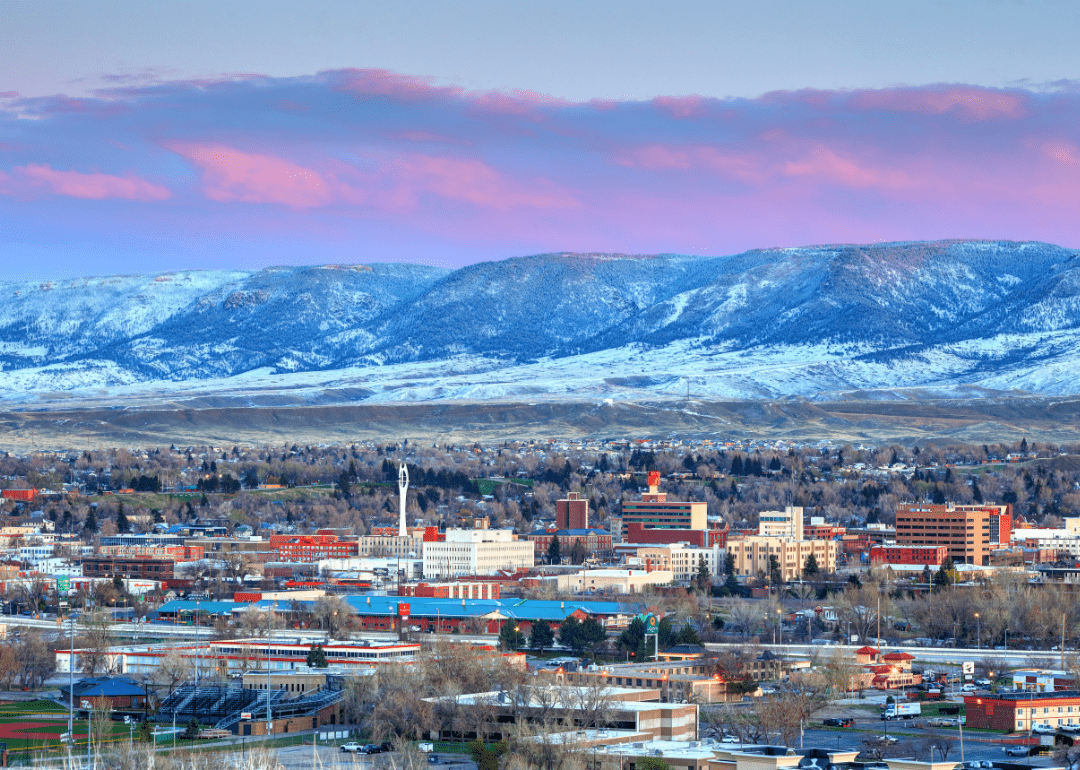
[2,3,1080,279]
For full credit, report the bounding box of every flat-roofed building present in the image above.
[758,506,803,539]
[726,536,837,581]
[895,503,1012,565]
[618,472,707,537]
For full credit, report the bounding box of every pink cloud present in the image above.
[390,154,576,210]
[782,146,913,190]
[616,144,765,183]
[852,87,1028,120]
[170,143,333,207]
[8,164,171,200]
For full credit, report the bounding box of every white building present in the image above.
[543,569,675,594]
[422,527,533,579]
[1012,527,1080,557]
[758,506,804,539]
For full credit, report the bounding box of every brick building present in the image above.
[527,528,614,562]
[82,555,175,580]
[556,493,589,530]
[869,545,948,566]
[895,503,1012,565]
[268,534,359,562]
[398,581,500,600]
[964,689,1080,731]
[726,536,837,581]
[618,472,707,535]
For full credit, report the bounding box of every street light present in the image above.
[974,612,980,650]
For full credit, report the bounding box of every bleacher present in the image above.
[155,680,343,732]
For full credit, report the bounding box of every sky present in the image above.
[2,0,1080,281]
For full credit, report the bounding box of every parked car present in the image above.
[360,745,385,755]
[340,743,362,754]
[974,678,992,688]
[418,743,434,753]
[1032,723,1056,735]
[1004,746,1030,757]
[824,718,856,727]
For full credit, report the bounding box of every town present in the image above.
[0,436,1079,770]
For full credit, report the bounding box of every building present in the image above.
[424,685,699,743]
[422,526,533,579]
[268,534,359,562]
[725,536,837,581]
[622,522,727,548]
[1012,527,1080,558]
[97,544,204,562]
[537,568,675,594]
[1011,669,1077,692]
[58,677,148,709]
[895,503,1012,565]
[869,545,948,567]
[618,472,707,536]
[964,689,1080,731]
[398,581,501,600]
[758,507,803,539]
[527,528,614,562]
[556,492,589,530]
[355,534,425,558]
[617,542,725,581]
[81,555,175,580]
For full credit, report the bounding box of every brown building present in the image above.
[895,503,1012,565]
[557,493,589,530]
[82,556,174,580]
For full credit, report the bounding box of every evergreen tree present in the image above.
[768,554,782,586]
[499,621,525,650]
[695,556,711,590]
[306,644,328,667]
[675,622,702,646]
[803,552,819,576]
[724,551,736,575]
[529,620,554,653]
[972,478,984,503]
[934,556,957,587]
[116,507,130,534]
[730,455,743,476]
[932,485,947,505]
[547,535,561,564]
[84,507,98,534]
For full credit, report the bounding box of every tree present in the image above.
[803,553,819,576]
[84,507,98,534]
[695,556,711,591]
[547,535,561,565]
[724,551,736,575]
[935,556,957,587]
[768,554,782,586]
[306,644,328,667]
[499,621,525,650]
[116,507,130,534]
[529,620,554,653]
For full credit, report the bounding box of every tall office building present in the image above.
[556,492,589,530]
[895,503,1012,565]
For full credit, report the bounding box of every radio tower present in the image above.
[397,461,409,537]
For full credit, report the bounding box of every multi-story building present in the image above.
[355,534,425,558]
[617,472,707,537]
[398,581,500,600]
[964,689,1080,731]
[526,528,613,562]
[758,506,803,539]
[616,543,724,581]
[422,525,534,579]
[725,536,837,581]
[869,545,948,567]
[895,503,1012,565]
[268,534,359,562]
[556,493,589,530]
[81,556,175,580]
[97,544,204,562]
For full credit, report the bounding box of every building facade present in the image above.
[964,690,1080,731]
[869,545,948,566]
[758,507,804,539]
[618,473,707,536]
[725,536,837,581]
[556,493,589,530]
[895,503,1012,565]
[422,528,534,578]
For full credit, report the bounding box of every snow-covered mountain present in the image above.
[4,241,1080,404]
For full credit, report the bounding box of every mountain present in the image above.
[3,240,1080,404]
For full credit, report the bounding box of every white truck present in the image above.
[881,702,921,720]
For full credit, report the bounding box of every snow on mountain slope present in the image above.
[2,240,1080,403]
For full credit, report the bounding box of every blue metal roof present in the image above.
[156,600,245,615]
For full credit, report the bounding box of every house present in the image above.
[59,677,148,709]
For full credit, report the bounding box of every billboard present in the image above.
[648,471,660,487]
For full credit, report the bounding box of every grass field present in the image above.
[475,478,534,496]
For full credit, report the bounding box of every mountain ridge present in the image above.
[2,239,1080,403]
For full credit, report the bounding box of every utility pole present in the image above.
[1063,614,1067,671]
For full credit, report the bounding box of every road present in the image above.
[273,746,476,770]
[706,642,1073,668]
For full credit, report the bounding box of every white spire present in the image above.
[398,461,409,537]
